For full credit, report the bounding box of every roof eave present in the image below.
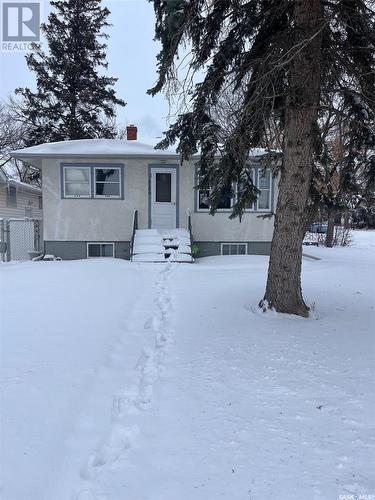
[11,150,278,167]
[10,154,42,169]
[8,179,41,193]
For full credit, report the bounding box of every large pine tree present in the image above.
[17,0,125,144]
[148,0,374,316]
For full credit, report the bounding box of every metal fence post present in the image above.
[0,220,4,262]
[6,220,11,262]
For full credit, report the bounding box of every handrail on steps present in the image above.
[130,209,138,261]
[186,208,193,245]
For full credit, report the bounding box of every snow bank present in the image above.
[1,231,374,499]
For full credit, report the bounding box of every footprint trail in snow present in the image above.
[75,262,175,499]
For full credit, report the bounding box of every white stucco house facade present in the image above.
[11,133,278,261]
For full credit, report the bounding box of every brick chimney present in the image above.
[126,124,137,141]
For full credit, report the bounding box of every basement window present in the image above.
[87,242,114,258]
[221,243,247,256]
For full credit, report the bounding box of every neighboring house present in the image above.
[11,127,278,261]
[0,169,42,220]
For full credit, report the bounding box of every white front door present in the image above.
[150,167,177,229]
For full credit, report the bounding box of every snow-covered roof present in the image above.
[0,167,41,193]
[11,139,275,169]
[11,139,180,159]
[8,178,41,193]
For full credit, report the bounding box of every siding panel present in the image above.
[0,185,43,219]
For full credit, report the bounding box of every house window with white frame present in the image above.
[94,167,121,198]
[87,242,114,258]
[257,169,271,210]
[197,165,271,212]
[63,166,91,198]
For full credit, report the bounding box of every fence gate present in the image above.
[0,219,42,261]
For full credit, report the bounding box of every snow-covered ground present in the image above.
[0,231,374,500]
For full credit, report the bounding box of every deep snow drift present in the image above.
[0,231,374,500]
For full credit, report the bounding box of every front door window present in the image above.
[156,173,172,202]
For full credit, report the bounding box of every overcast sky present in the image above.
[0,0,172,142]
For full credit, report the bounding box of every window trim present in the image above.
[61,163,125,200]
[195,164,273,213]
[87,242,115,258]
[93,166,122,199]
[256,168,272,212]
[154,171,173,203]
[63,165,91,199]
[221,242,248,255]
[197,187,210,211]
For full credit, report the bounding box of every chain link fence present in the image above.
[0,218,43,262]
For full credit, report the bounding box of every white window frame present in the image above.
[257,168,272,212]
[221,243,248,255]
[63,166,91,199]
[197,187,210,211]
[196,167,272,213]
[87,242,115,258]
[94,166,122,199]
[238,167,256,212]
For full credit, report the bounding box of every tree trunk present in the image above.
[325,209,336,247]
[260,0,324,317]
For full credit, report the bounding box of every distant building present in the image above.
[0,169,42,220]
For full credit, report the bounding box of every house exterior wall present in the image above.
[178,162,277,243]
[42,157,172,241]
[0,183,43,220]
[41,155,278,259]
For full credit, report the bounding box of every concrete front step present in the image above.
[134,237,191,248]
[132,253,193,263]
[132,227,192,263]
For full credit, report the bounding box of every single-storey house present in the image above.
[11,126,278,261]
